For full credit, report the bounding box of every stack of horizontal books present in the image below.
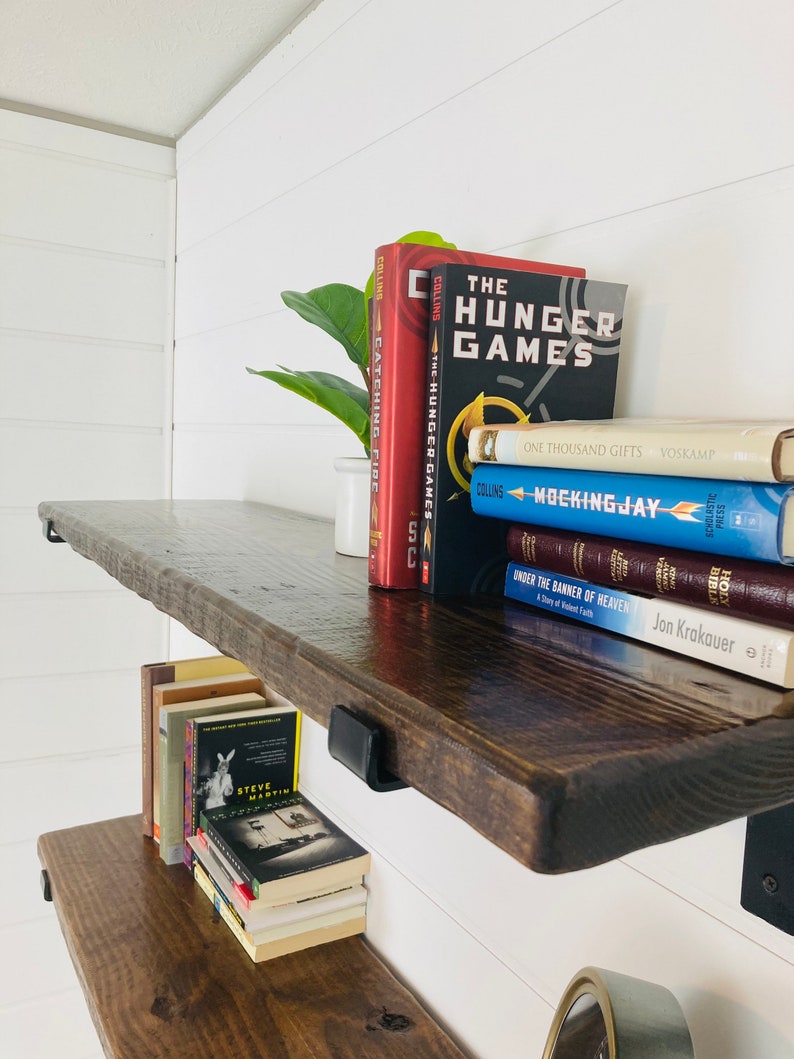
[467,418,794,688]
[190,793,370,963]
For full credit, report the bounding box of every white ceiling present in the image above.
[0,0,320,143]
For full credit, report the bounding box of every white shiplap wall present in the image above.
[172,0,794,1055]
[0,110,174,1056]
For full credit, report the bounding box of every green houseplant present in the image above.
[246,230,456,456]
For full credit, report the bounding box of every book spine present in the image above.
[152,704,161,845]
[196,831,257,906]
[141,667,153,838]
[469,421,792,482]
[200,811,261,899]
[158,727,186,866]
[471,464,793,564]
[506,524,794,628]
[420,265,445,593]
[184,718,196,869]
[140,662,171,839]
[368,244,426,590]
[192,845,247,930]
[193,862,257,959]
[505,562,794,687]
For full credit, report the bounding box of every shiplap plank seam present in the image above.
[0,326,166,352]
[0,138,174,181]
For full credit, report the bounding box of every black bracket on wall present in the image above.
[740,802,794,935]
[43,520,65,543]
[327,704,408,793]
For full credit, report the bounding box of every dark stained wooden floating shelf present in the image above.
[39,499,794,874]
[38,816,466,1058]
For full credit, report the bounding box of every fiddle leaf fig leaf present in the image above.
[247,366,370,456]
[254,231,456,454]
[281,284,368,373]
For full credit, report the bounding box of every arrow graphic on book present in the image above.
[658,502,703,521]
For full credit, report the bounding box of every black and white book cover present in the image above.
[185,705,300,863]
[200,793,369,892]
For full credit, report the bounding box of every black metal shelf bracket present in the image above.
[43,520,65,543]
[328,704,408,793]
[741,802,794,935]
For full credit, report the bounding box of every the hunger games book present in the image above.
[420,263,627,595]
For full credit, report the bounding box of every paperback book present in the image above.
[506,523,794,628]
[196,825,367,910]
[184,703,301,867]
[471,464,794,565]
[157,691,266,865]
[200,792,371,902]
[187,833,366,934]
[193,860,366,964]
[369,240,586,590]
[505,561,794,687]
[468,417,794,482]
[498,591,775,716]
[420,264,627,594]
[140,655,253,837]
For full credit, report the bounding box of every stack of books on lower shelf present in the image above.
[140,654,371,963]
[189,792,370,963]
[467,418,794,688]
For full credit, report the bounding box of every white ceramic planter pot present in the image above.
[333,457,371,557]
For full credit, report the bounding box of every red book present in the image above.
[368,242,586,590]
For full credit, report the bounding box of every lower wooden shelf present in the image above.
[38,815,466,1059]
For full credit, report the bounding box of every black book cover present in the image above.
[185,706,300,866]
[420,264,627,595]
[200,793,369,898]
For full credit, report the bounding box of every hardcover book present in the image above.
[506,523,794,628]
[468,417,794,482]
[420,264,627,594]
[471,464,794,565]
[157,691,266,865]
[184,703,301,868]
[505,561,794,687]
[369,241,586,590]
[140,655,253,837]
[200,792,371,902]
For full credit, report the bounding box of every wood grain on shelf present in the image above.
[38,499,794,873]
[38,816,466,1059]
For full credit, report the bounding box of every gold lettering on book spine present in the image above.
[707,565,733,608]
